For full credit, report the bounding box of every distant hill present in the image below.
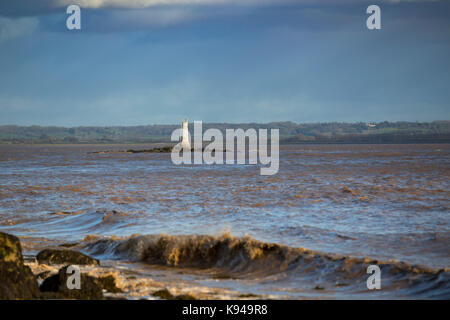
[0,121,449,144]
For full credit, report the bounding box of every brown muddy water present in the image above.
[0,144,449,299]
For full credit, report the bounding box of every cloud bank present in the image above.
[58,0,441,8]
[0,0,441,17]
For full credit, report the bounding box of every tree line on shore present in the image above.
[0,121,449,144]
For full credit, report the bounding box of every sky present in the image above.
[0,0,449,126]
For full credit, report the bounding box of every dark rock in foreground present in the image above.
[1,232,122,300]
[96,275,122,293]
[152,288,196,300]
[40,265,103,300]
[0,232,40,299]
[36,249,99,266]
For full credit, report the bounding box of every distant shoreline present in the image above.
[1,141,449,146]
[1,121,449,145]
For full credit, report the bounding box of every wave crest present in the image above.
[80,233,450,298]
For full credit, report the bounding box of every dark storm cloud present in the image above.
[0,0,441,17]
[0,0,449,125]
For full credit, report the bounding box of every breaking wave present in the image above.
[80,233,450,299]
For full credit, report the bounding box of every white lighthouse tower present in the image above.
[180,119,191,149]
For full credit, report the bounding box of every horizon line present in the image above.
[1,120,449,128]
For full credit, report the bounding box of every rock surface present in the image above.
[0,232,40,299]
[152,288,196,300]
[96,275,123,293]
[36,249,99,266]
[0,232,125,299]
[40,265,104,299]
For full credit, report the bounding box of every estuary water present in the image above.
[0,144,448,299]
